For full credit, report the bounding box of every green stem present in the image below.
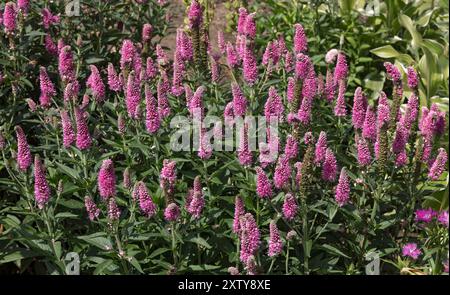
[285,240,290,274]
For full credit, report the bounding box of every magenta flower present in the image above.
[84,196,100,221]
[402,243,421,260]
[137,182,157,218]
[395,150,408,167]
[226,42,239,68]
[357,137,372,166]
[239,213,260,263]
[44,34,58,56]
[237,7,248,35]
[243,45,258,85]
[362,105,377,142]
[334,80,347,116]
[333,52,348,84]
[228,267,240,275]
[376,92,390,129]
[282,193,298,220]
[401,93,419,130]
[107,63,122,92]
[15,126,32,172]
[238,123,252,166]
[60,110,75,148]
[3,2,17,34]
[145,85,160,134]
[188,190,205,219]
[268,221,283,257]
[274,155,291,189]
[107,198,121,221]
[142,23,153,43]
[86,65,105,102]
[255,167,273,199]
[58,46,76,82]
[294,162,302,187]
[384,62,401,83]
[188,85,205,118]
[352,87,368,130]
[160,159,177,191]
[233,195,245,234]
[314,131,327,165]
[407,67,419,90]
[18,0,30,14]
[414,208,436,223]
[164,203,180,221]
[188,0,203,28]
[42,8,60,29]
[286,77,295,104]
[293,23,308,53]
[34,155,51,209]
[210,55,220,83]
[74,107,92,150]
[224,102,234,126]
[218,31,226,54]
[120,39,135,70]
[231,83,247,117]
[98,159,116,201]
[335,168,350,206]
[437,211,449,228]
[284,52,294,73]
[125,72,141,119]
[392,123,408,155]
[264,86,284,121]
[244,13,256,39]
[198,130,213,160]
[171,51,185,96]
[145,57,157,80]
[63,81,80,104]
[157,70,171,118]
[322,148,337,182]
[298,91,313,124]
[39,67,56,108]
[284,135,298,160]
[428,148,447,180]
[295,53,312,81]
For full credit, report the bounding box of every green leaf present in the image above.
[55,163,80,180]
[78,233,113,251]
[319,244,350,259]
[188,237,212,249]
[128,256,144,274]
[370,45,400,58]
[0,248,39,264]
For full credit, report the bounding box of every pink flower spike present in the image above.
[335,168,350,206]
[188,0,203,28]
[237,123,253,166]
[362,105,377,142]
[138,182,157,218]
[74,107,92,150]
[428,148,447,181]
[3,2,17,34]
[231,83,247,117]
[107,63,122,92]
[255,167,273,199]
[237,8,248,35]
[244,13,257,39]
[294,23,308,53]
[60,110,75,148]
[352,87,368,130]
[145,85,160,134]
[268,221,283,257]
[233,196,245,234]
[274,155,291,189]
[314,131,327,165]
[34,155,51,209]
[333,80,347,117]
[15,126,32,172]
[98,159,116,201]
[322,148,337,182]
[284,135,298,160]
[39,67,56,108]
[86,65,105,102]
[164,203,180,221]
[85,196,100,221]
[282,193,298,220]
